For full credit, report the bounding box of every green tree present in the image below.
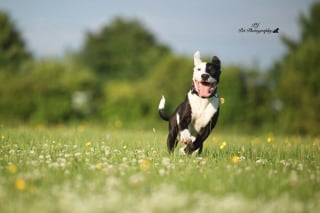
[0,60,98,124]
[96,54,192,124]
[276,2,320,135]
[80,17,169,79]
[0,11,31,71]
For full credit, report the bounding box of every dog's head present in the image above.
[192,51,221,98]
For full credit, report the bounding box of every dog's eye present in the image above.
[197,68,201,71]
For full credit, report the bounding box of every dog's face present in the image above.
[193,51,221,98]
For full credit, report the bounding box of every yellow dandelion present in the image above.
[85,141,92,147]
[211,136,219,143]
[219,97,225,104]
[139,159,151,171]
[96,162,103,170]
[231,156,240,164]
[1,135,4,140]
[8,164,17,174]
[267,136,273,143]
[15,178,26,191]
[122,145,127,150]
[220,141,227,150]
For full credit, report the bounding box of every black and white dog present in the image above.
[158,51,221,155]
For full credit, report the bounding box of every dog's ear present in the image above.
[194,51,202,66]
[211,56,221,71]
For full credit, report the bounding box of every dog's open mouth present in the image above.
[196,81,216,98]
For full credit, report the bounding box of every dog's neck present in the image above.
[191,80,218,98]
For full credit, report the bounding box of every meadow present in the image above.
[0,125,319,213]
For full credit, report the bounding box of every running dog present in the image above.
[158,51,221,154]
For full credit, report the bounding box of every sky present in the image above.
[0,0,315,70]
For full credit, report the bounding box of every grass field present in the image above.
[0,125,319,213]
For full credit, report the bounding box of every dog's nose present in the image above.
[201,74,209,80]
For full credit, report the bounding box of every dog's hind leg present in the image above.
[167,135,178,153]
[167,125,179,153]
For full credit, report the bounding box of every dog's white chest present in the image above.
[188,92,219,133]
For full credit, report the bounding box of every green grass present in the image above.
[1,125,320,212]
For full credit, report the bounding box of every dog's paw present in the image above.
[179,144,198,155]
[179,146,187,155]
[180,129,193,144]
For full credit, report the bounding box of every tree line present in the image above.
[0,2,319,135]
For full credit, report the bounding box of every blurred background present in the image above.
[0,0,319,135]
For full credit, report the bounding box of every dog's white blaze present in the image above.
[188,91,219,133]
[158,96,166,109]
[193,51,207,83]
[193,62,207,82]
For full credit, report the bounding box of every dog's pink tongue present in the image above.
[198,83,213,97]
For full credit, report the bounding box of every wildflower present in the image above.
[8,164,17,174]
[85,141,92,147]
[267,136,273,143]
[49,162,59,169]
[129,173,145,185]
[122,145,127,150]
[159,169,167,176]
[139,159,151,171]
[105,147,111,156]
[220,141,227,150]
[231,156,240,164]
[162,157,170,166]
[239,156,246,161]
[74,152,82,158]
[256,159,268,165]
[219,97,225,104]
[1,135,4,140]
[211,136,219,143]
[15,178,26,191]
[96,162,103,170]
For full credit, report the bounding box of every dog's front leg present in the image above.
[179,129,195,144]
[184,111,219,154]
[176,111,193,144]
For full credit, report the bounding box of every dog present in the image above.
[158,51,221,155]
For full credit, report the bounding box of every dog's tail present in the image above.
[158,96,170,121]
